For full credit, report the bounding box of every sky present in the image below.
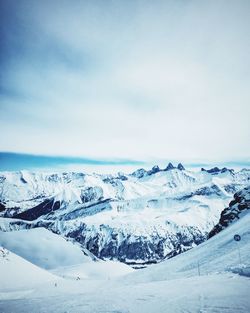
[1,0,250,168]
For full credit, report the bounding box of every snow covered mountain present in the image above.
[0,164,250,266]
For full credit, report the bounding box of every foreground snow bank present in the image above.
[0,227,89,269]
[0,247,57,292]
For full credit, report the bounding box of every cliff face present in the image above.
[208,186,250,238]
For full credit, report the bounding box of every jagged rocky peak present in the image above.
[152,165,160,172]
[131,168,147,178]
[208,185,250,238]
[148,165,160,175]
[207,167,220,174]
[177,163,185,171]
[165,162,175,171]
[221,167,234,174]
[81,186,103,203]
[132,162,185,177]
[117,172,128,181]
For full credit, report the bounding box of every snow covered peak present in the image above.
[54,186,82,205]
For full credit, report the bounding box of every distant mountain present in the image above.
[131,162,185,178]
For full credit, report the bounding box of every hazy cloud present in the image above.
[0,0,250,163]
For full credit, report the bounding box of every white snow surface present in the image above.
[0,247,58,292]
[51,260,134,280]
[0,227,90,269]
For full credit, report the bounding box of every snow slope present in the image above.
[0,227,90,269]
[1,272,250,313]
[0,247,57,292]
[51,260,133,280]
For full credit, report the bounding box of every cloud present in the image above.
[0,0,250,162]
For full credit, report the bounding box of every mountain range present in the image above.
[1,163,249,266]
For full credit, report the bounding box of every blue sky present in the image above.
[1,0,250,167]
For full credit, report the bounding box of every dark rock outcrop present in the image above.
[13,198,61,221]
[64,223,206,266]
[131,162,185,177]
[148,165,160,175]
[165,162,175,171]
[117,172,128,181]
[0,202,6,212]
[131,168,147,179]
[177,163,185,171]
[208,186,250,238]
[80,186,103,203]
[201,167,234,175]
